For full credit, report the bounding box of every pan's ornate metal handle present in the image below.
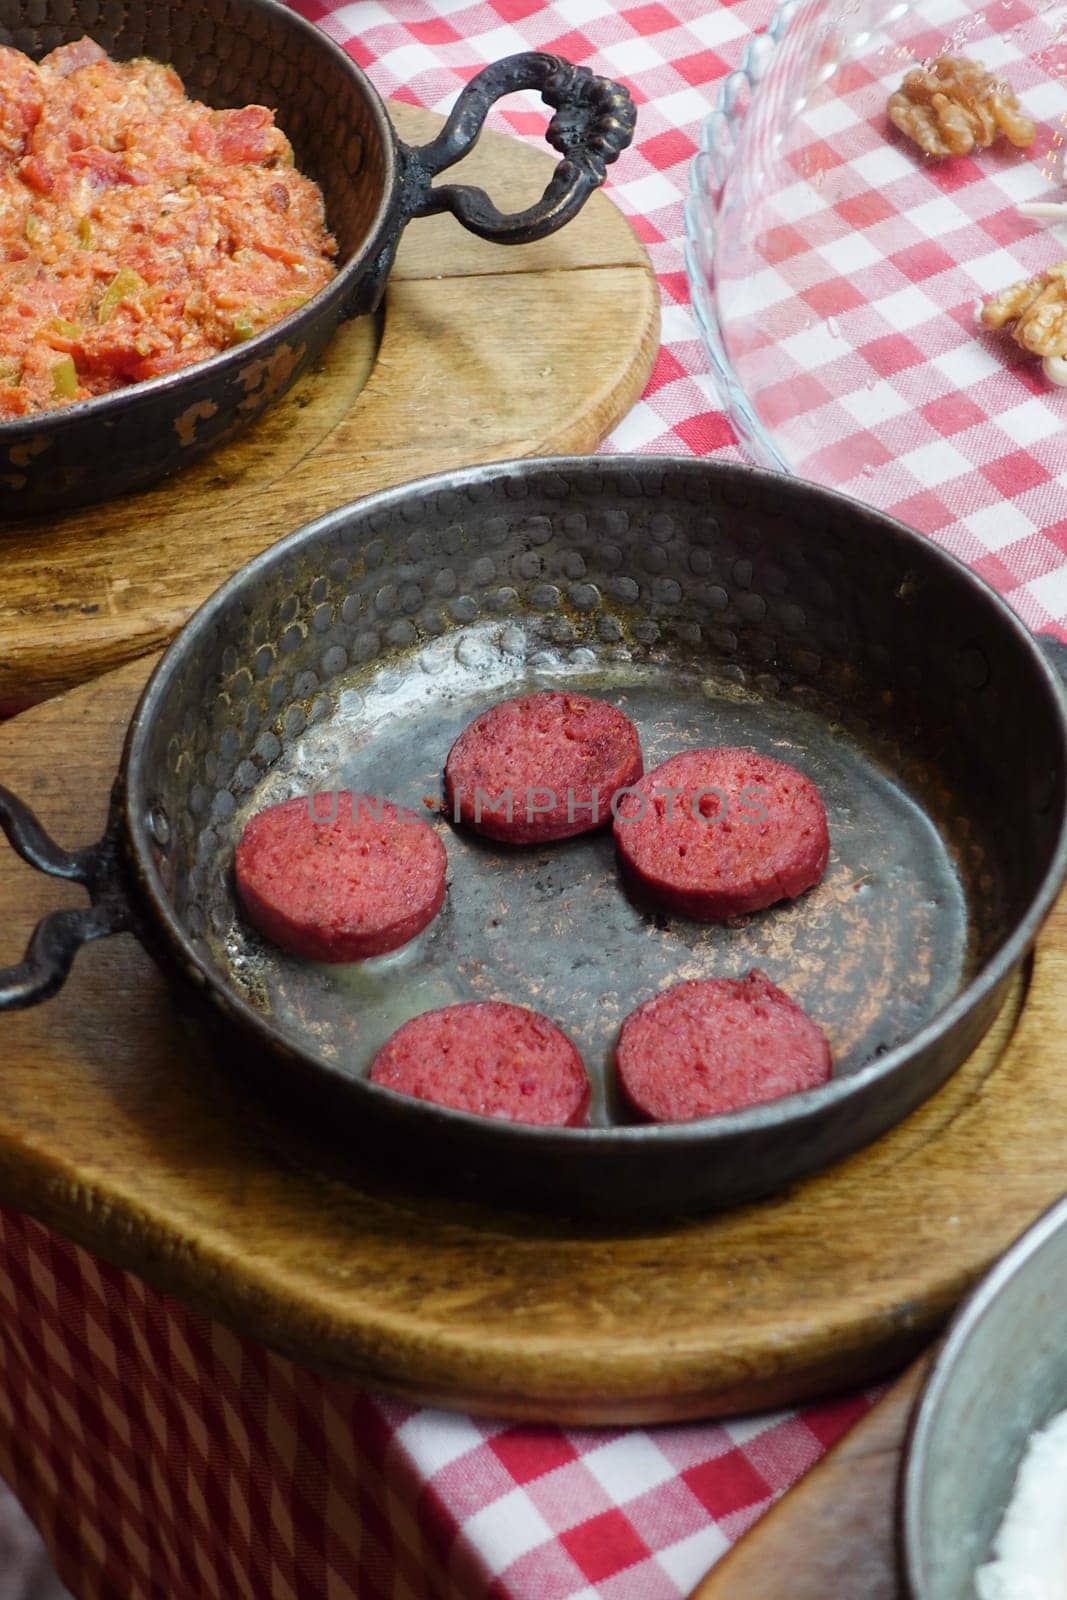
[406,52,637,243]
[0,786,131,1010]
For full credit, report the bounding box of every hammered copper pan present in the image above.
[2,458,1065,1220]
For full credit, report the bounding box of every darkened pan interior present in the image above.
[121,458,1067,1217]
[0,0,388,262]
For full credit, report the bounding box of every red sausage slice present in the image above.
[369,1002,590,1126]
[613,747,829,920]
[235,791,446,962]
[444,691,643,845]
[616,971,832,1123]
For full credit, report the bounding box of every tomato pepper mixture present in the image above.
[0,37,337,417]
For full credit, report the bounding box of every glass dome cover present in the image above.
[685,0,1067,530]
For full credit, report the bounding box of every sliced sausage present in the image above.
[616,970,832,1123]
[445,691,643,844]
[235,790,446,961]
[370,1001,590,1125]
[613,746,829,920]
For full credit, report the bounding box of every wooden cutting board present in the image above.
[0,100,659,713]
[690,1360,931,1599]
[2,664,1067,1423]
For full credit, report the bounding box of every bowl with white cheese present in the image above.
[901,1192,1067,1600]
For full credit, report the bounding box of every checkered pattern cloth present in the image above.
[0,1206,869,1599]
[12,0,1063,1592]
[703,0,1067,631]
[300,0,1067,635]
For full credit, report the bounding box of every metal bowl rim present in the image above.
[122,454,1067,1148]
[0,0,397,442]
[899,1190,1067,1598]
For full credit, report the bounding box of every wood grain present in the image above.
[0,662,1064,1423]
[690,1360,931,1600]
[0,101,659,712]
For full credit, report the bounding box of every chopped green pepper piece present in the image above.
[77,217,93,249]
[51,356,78,398]
[232,310,258,342]
[97,267,147,324]
[24,214,43,246]
[50,318,81,340]
[0,358,21,386]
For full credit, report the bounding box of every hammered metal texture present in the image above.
[122,459,1067,1218]
[0,0,390,511]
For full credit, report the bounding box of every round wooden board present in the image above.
[690,1360,931,1600]
[0,100,659,713]
[3,665,1067,1424]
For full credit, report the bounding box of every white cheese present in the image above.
[975,1406,1067,1600]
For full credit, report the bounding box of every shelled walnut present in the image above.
[981,262,1067,358]
[888,56,1036,158]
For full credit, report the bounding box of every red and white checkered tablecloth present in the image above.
[703,0,1067,623]
[7,0,1067,1595]
[0,1205,871,1600]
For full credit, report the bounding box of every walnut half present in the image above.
[981,262,1067,358]
[888,56,1036,159]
